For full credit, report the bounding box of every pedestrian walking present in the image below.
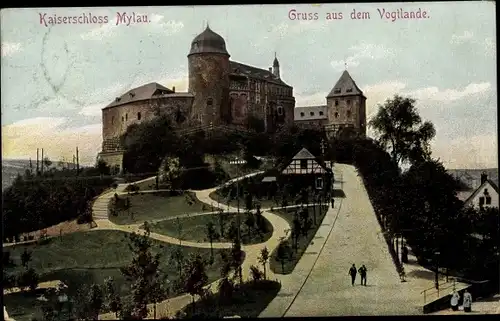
[348,264,357,286]
[331,197,335,208]
[450,288,460,311]
[463,289,472,312]
[358,264,367,286]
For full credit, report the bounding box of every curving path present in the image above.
[96,171,295,319]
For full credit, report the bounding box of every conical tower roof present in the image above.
[327,70,364,98]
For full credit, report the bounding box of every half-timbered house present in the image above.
[279,147,333,193]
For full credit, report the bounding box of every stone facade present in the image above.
[188,53,231,126]
[98,25,296,171]
[295,70,367,138]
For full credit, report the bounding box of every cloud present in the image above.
[80,20,118,41]
[432,134,498,169]
[80,14,184,41]
[330,42,396,71]
[484,37,495,56]
[295,91,328,106]
[2,117,102,166]
[1,42,22,57]
[407,82,492,102]
[450,31,474,44]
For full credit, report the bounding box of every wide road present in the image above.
[281,164,422,316]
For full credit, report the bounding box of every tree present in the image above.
[73,284,104,320]
[21,248,32,268]
[205,221,219,259]
[184,254,208,314]
[276,240,291,274]
[231,238,244,284]
[97,159,111,177]
[217,209,226,238]
[120,227,164,319]
[291,216,301,251]
[170,247,184,281]
[258,247,270,280]
[244,210,256,238]
[159,157,182,189]
[369,94,436,167]
[104,277,122,318]
[249,265,264,281]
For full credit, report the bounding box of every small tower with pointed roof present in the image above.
[188,25,231,126]
[325,70,367,137]
[273,52,280,79]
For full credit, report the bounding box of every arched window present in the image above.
[277,106,283,115]
[335,112,339,118]
[125,113,128,121]
[137,112,141,120]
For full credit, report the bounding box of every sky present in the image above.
[1,2,497,168]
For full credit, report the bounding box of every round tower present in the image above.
[188,25,231,126]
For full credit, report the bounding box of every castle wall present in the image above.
[326,95,365,135]
[188,54,230,125]
[295,119,328,128]
[102,101,156,141]
[98,151,124,173]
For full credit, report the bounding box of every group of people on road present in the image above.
[450,288,473,313]
[348,264,368,286]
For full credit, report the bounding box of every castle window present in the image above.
[277,106,284,115]
[207,98,213,107]
[347,100,351,105]
[319,111,324,116]
[310,112,314,116]
[137,112,141,120]
[334,88,341,94]
[111,116,115,125]
[486,196,492,205]
[335,100,339,106]
[300,112,305,117]
[346,88,353,93]
[122,116,124,122]
[125,113,128,121]
[335,112,339,118]
[347,111,351,118]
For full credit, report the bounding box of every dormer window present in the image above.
[115,97,121,102]
[319,111,324,116]
[334,88,341,94]
[129,92,135,98]
[310,112,314,116]
[346,88,353,93]
[300,112,305,117]
[193,42,199,50]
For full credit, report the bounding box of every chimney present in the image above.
[172,86,176,93]
[480,172,488,185]
[268,67,272,72]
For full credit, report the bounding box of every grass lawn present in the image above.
[180,280,281,318]
[149,212,274,245]
[3,230,233,321]
[269,204,329,275]
[109,191,210,225]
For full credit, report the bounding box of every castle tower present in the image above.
[325,70,367,137]
[273,53,280,79]
[188,25,231,126]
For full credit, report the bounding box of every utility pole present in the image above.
[36,148,39,175]
[41,148,44,175]
[73,155,76,170]
[76,147,80,175]
[29,158,33,175]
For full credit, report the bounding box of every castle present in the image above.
[98,25,366,172]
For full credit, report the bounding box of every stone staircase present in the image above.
[92,191,113,220]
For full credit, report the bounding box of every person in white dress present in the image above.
[463,289,473,312]
[450,289,460,311]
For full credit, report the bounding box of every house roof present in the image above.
[103,82,175,109]
[326,70,365,98]
[463,179,499,205]
[294,106,328,121]
[292,148,316,160]
[229,61,292,88]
